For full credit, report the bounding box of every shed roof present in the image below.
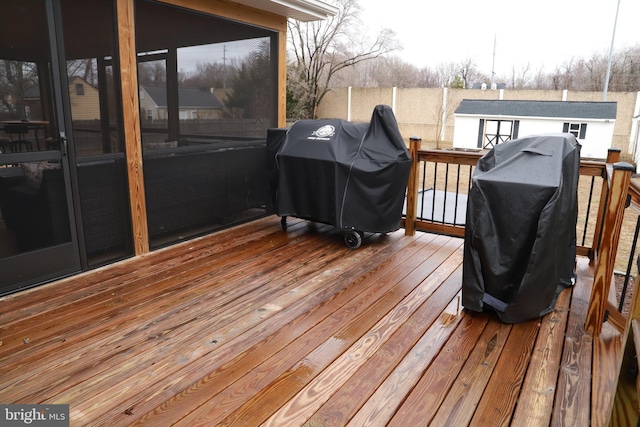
[455,99,617,120]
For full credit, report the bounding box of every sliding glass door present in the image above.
[0,0,133,294]
[0,0,80,294]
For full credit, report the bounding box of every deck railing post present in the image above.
[585,161,634,335]
[590,148,622,262]
[405,137,420,236]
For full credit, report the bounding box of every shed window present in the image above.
[563,122,587,139]
[75,83,84,95]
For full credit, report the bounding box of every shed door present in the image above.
[482,119,517,148]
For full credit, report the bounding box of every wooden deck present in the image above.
[0,216,623,426]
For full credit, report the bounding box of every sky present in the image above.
[359,0,640,76]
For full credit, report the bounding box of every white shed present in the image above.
[452,99,617,159]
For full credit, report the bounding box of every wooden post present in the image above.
[591,148,622,262]
[585,161,634,335]
[116,0,149,255]
[404,137,420,236]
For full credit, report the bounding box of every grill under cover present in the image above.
[269,105,411,234]
[462,133,580,323]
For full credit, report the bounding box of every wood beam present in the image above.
[158,0,287,31]
[116,0,149,255]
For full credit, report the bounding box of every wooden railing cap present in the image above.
[612,161,636,172]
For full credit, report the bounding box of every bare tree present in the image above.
[180,61,238,90]
[0,60,38,117]
[515,45,640,91]
[458,57,484,89]
[66,59,97,85]
[547,57,578,90]
[287,0,400,119]
[415,65,441,88]
[530,65,551,89]
[355,55,422,87]
[302,41,639,93]
[138,61,167,85]
[435,62,460,88]
[609,45,640,92]
[433,88,453,149]
[504,62,533,89]
[329,55,441,89]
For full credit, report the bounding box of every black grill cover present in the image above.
[269,105,411,233]
[462,134,580,323]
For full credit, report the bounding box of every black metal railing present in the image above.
[404,142,640,335]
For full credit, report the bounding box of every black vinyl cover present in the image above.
[270,105,411,233]
[462,133,580,323]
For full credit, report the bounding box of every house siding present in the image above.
[68,77,101,120]
[453,114,613,158]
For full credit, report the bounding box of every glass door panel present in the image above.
[60,0,133,268]
[136,0,275,249]
[0,0,79,294]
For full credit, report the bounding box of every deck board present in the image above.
[429,319,513,426]
[388,307,487,426]
[469,317,541,427]
[0,216,622,426]
[263,252,463,427]
[551,257,594,427]
[508,290,570,426]
[310,291,465,427]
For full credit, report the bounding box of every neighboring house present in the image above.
[453,99,617,158]
[68,76,100,120]
[470,82,507,90]
[23,76,101,121]
[139,85,224,121]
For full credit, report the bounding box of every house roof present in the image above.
[232,0,338,22]
[455,99,617,120]
[470,83,507,90]
[24,76,96,99]
[142,85,224,110]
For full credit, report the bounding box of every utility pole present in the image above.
[603,0,622,101]
[223,44,227,89]
[490,34,496,89]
